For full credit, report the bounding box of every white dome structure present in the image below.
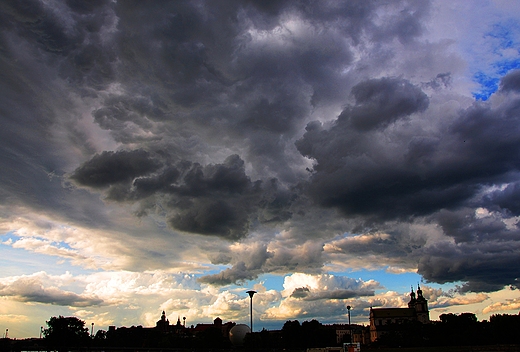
[229,324,251,346]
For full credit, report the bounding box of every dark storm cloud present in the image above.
[1,0,520,295]
[0,0,119,228]
[170,199,249,239]
[294,73,520,291]
[434,208,520,243]
[418,239,520,293]
[416,208,520,292]
[72,152,292,239]
[342,77,429,131]
[499,69,520,93]
[0,0,117,89]
[71,150,162,188]
[0,1,75,54]
[161,155,264,239]
[484,182,520,215]
[296,76,520,221]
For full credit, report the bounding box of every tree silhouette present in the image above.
[489,313,520,344]
[282,320,302,349]
[301,319,336,347]
[43,316,90,351]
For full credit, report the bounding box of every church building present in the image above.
[369,285,430,342]
[155,310,185,333]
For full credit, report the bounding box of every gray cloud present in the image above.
[291,288,375,301]
[344,77,430,131]
[73,153,272,239]
[500,69,520,93]
[198,240,325,285]
[483,182,520,215]
[296,77,520,223]
[1,0,520,295]
[418,239,520,293]
[70,150,303,240]
[199,242,273,285]
[281,275,380,309]
[418,208,520,292]
[71,150,162,189]
[197,261,255,286]
[290,287,310,299]
[0,277,103,307]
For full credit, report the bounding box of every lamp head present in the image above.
[246,290,257,298]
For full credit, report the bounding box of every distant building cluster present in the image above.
[116,286,430,345]
[5,284,520,351]
[107,311,237,341]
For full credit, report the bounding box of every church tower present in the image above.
[414,285,430,323]
[407,286,416,308]
[156,310,170,332]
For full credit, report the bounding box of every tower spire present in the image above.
[408,284,417,308]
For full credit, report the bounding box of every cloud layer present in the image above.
[1,0,520,337]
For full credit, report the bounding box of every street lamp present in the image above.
[91,323,94,338]
[246,290,257,332]
[347,305,351,343]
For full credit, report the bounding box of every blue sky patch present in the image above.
[472,21,520,100]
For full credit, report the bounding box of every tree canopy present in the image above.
[44,316,90,350]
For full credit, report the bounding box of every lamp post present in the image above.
[347,305,351,343]
[246,290,257,332]
[91,322,94,338]
[40,326,43,339]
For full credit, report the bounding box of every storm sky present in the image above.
[1,0,520,338]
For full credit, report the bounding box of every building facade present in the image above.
[369,285,430,342]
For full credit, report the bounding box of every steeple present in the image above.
[408,286,416,308]
[417,284,425,301]
[156,310,170,332]
[413,284,429,323]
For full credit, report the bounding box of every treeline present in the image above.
[54,318,339,350]
[375,313,520,348]
[1,317,342,352]
[41,316,237,350]
[3,313,520,351]
[245,319,338,350]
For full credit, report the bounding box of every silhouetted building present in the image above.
[327,323,370,345]
[369,285,430,342]
[193,317,236,338]
[156,310,170,332]
[153,311,187,335]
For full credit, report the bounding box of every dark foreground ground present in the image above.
[81,345,520,352]
[363,345,520,352]
[247,346,520,352]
